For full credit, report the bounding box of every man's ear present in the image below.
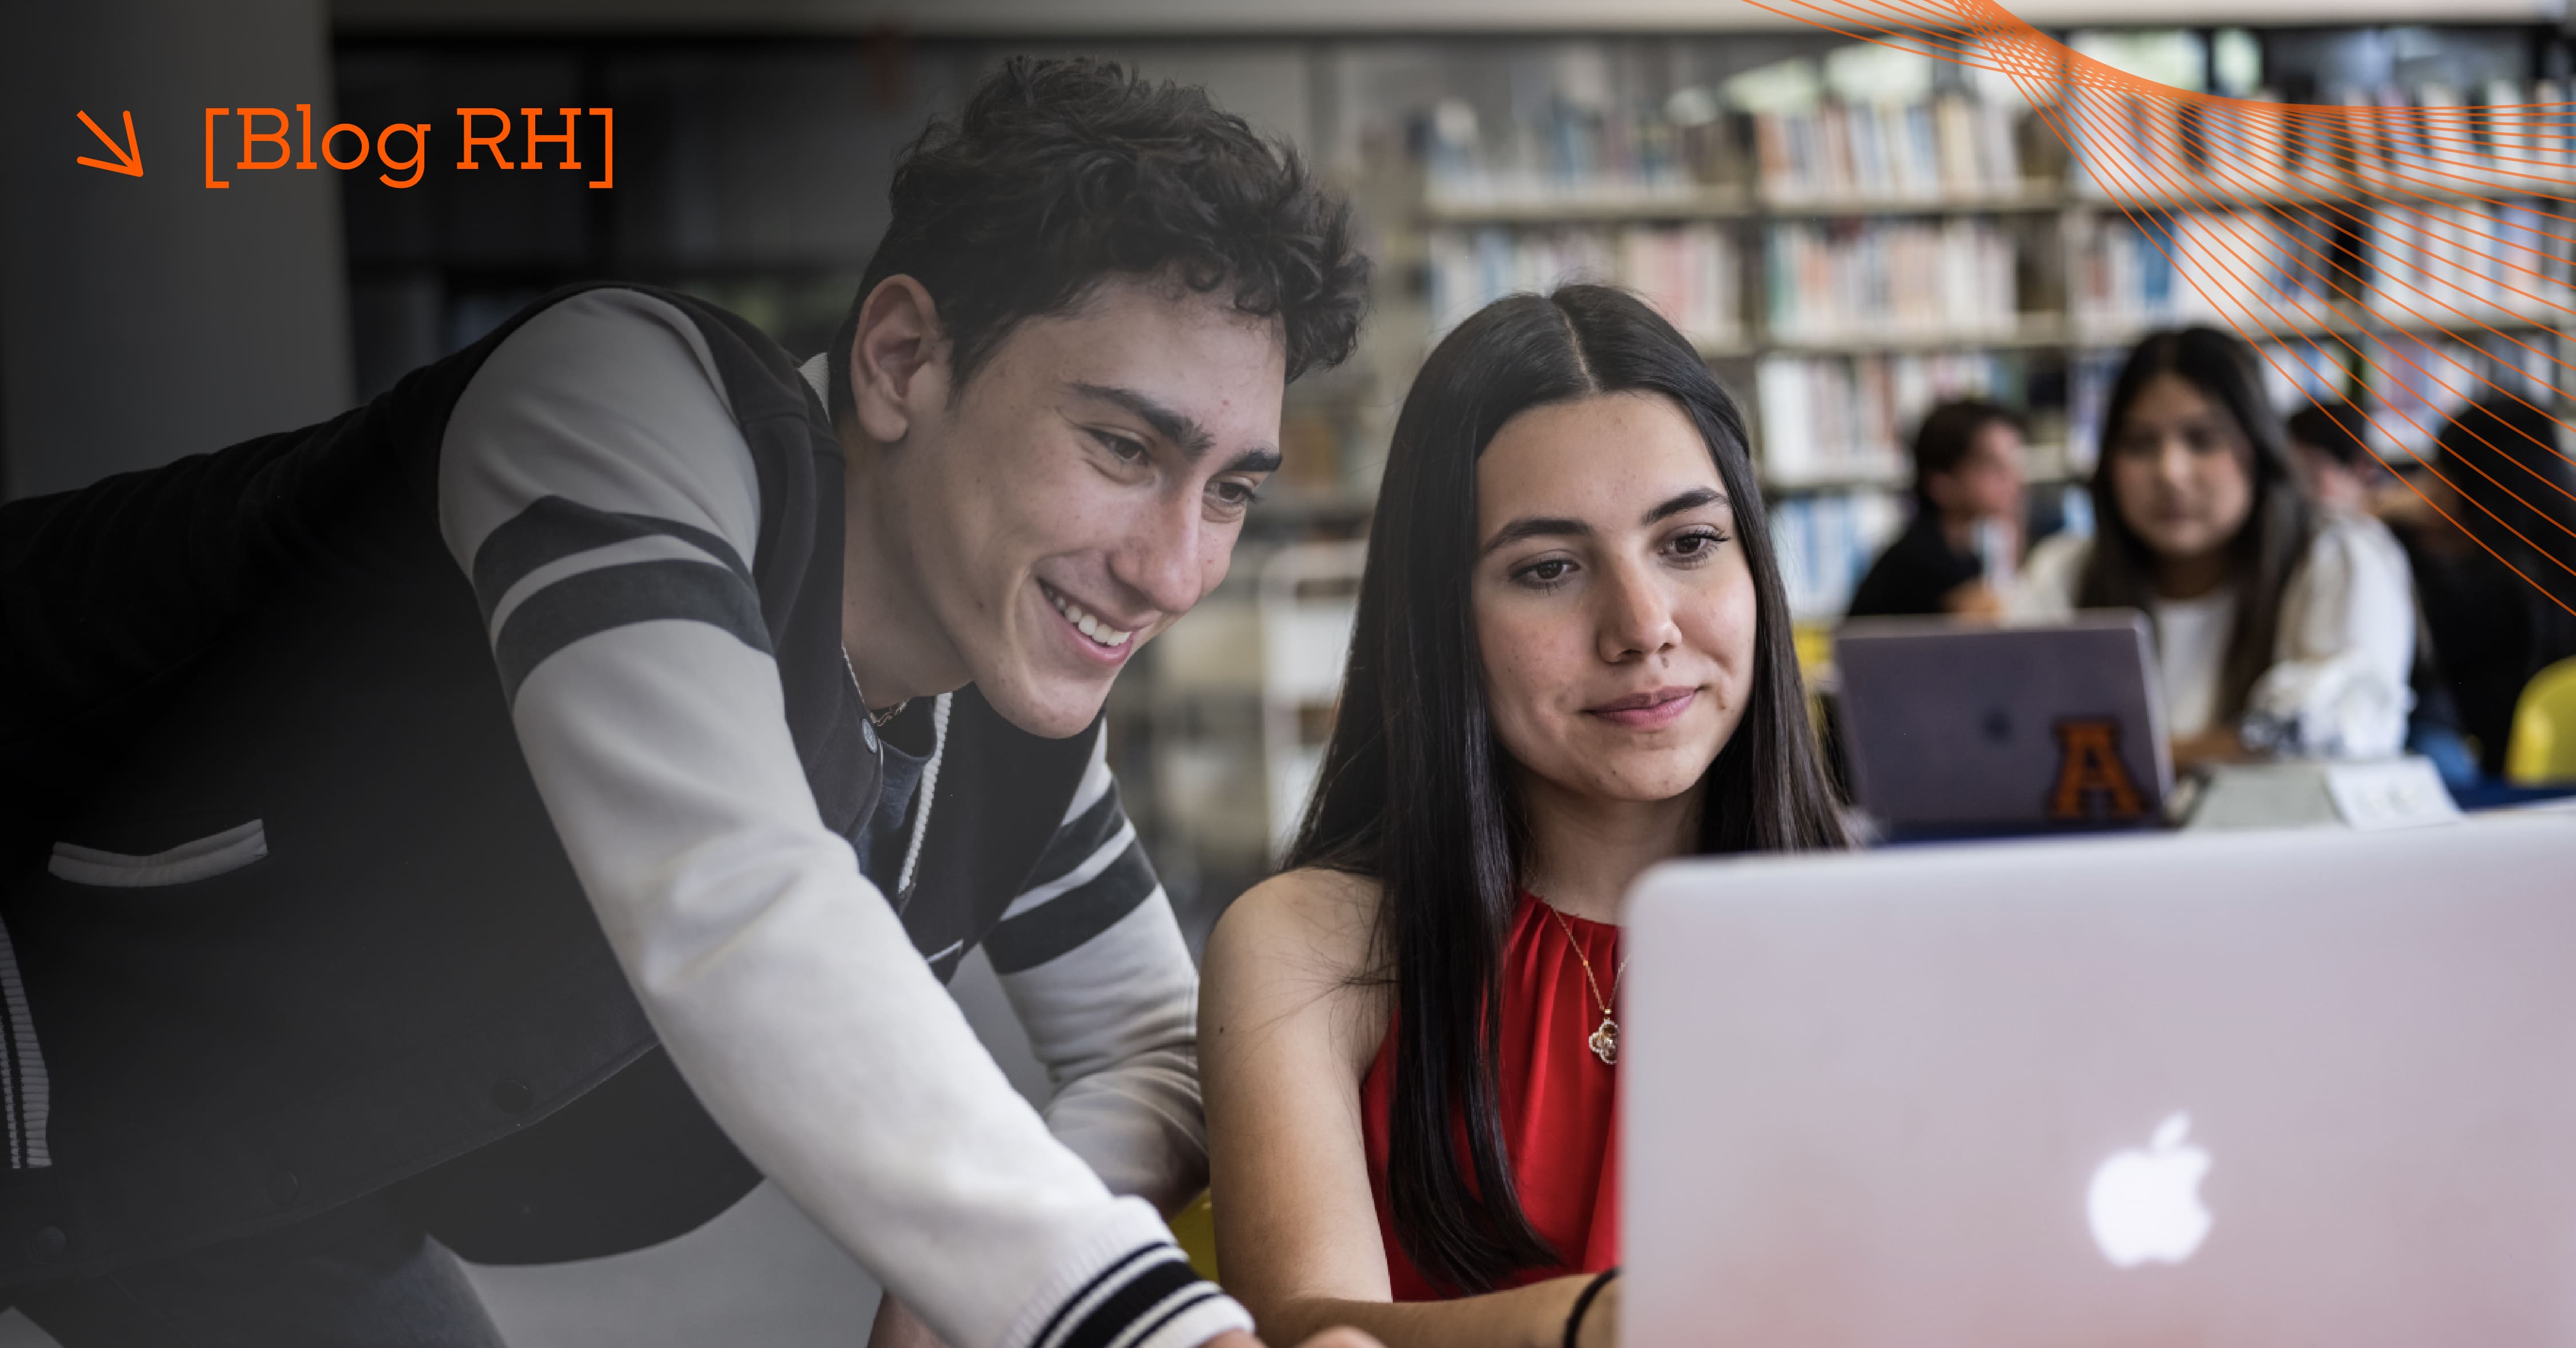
[847,275,948,446]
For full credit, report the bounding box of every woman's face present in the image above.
[1472,392,1759,806]
[2109,371,2256,566]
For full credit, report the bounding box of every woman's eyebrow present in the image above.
[1481,487,1730,557]
[1480,516,1590,557]
[1642,487,1727,525]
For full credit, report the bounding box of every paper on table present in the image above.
[2322,757,2462,832]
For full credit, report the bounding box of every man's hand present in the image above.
[2171,727,2257,772]
[867,1298,949,1348]
[1941,578,2008,622]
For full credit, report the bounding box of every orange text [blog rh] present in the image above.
[195,105,614,190]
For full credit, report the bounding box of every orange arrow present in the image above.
[76,110,143,176]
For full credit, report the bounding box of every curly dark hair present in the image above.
[830,56,1369,423]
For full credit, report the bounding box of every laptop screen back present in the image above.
[1835,613,2172,835]
[1623,812,2576,1347]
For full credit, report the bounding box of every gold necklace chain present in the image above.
[1540,900,1627,1066]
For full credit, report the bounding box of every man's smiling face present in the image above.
[860,275,1287,738]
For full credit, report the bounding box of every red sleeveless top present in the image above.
[1359,893,1622,1299]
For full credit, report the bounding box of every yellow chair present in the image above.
[1792,621,1836,685]
[1793,620,1837,734]
[2505,656,2576,785]
[1171,1191,1220,1282]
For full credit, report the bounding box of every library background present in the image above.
[326,14,2576,949]
[4,1,2571,1345]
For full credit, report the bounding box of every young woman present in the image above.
[2012,327,2415,767]
[1199,286,1847,1348]
[1847,397,2030,619]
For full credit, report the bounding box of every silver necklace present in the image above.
[840,648,908,730]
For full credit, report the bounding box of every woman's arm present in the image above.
[1199,871,1615,1348]
[2003,531,2088,621]
[2246,517,2417,758]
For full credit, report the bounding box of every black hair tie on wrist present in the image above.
[1563,1266,1622,1348]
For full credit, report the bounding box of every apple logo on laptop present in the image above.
[2086,1111,2212,1268]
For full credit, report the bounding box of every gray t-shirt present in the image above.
[854,704,930,892]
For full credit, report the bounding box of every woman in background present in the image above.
[1847,398,2029,619]
[1199,287,1846,1348]
[2397,397,2576,778]
[2013,327,2414,768]
[2286,398,2480,785]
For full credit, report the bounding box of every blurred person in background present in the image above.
[2012,328,2414,771]
[1,58,1376,1348]
[1846,398,2029,620]
[2392,398,2576,779]
[2286,399,2385,517]
[1198,287,1848,1348]
[2286,399,2479,786]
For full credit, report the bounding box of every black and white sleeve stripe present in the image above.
[987,733,1160,976]
[472,496,769,701]
[1029,1242,1232,1348]
[439,290,1251,1348]
[986,720,1210,1213]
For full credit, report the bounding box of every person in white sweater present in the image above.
[2012,328,2414,768]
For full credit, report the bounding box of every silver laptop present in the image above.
[1834,613,2172,837]
[1623,810,2576,1346]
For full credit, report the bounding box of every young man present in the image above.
[1846,398,2029,620]
[0,58,1369,1348]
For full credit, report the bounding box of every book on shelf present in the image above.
[2480,80,2576,191]
[1758,352,2020,487]
[2255,338,2358,420]
[1423,96,1735,209]
[2075,199,2566,343]
[2075,210,2340,338]
[1428,223,1740,347]
[2073,80,2576,203]
[1754,92,2022,202]
[2070,86,2348,199]
[1764,218,2018,340]
[1768,488,1908,618]
[2372,201,2562,325]
[2360,330,2558,458]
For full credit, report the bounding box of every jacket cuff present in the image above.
[992,1196,1251,1348]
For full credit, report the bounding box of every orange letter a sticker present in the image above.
[2048,718,2146,823]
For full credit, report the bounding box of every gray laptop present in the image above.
[1834,613,2172,837]
[1623,810,2576,1346]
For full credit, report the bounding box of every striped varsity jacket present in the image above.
[0,285,1246,1348]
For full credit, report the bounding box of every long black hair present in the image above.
[1285,286,1848,1294]
[2433,397,2576,648]
[2078,326,2316,723]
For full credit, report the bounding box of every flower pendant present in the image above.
[1589,1016,1618,1066]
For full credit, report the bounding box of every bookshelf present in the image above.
[327,23,2576,911]
[1401,44,2576,617]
